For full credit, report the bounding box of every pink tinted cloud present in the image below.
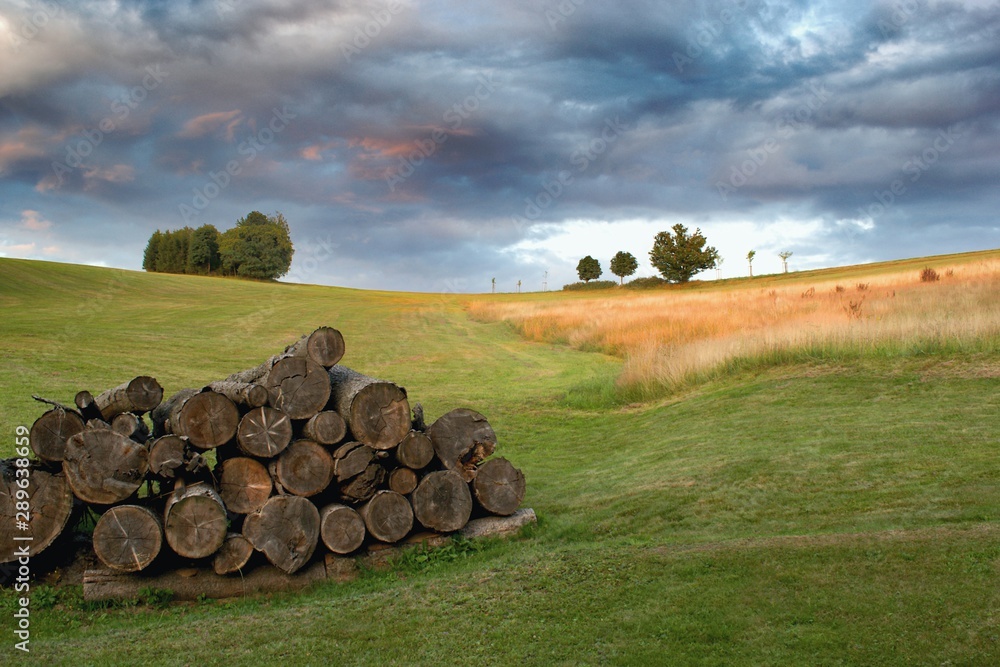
[20,210,52,231]
[177,110,244,140]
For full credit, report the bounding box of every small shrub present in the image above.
[625,276,667,289]
[139,586,174,608]
[33,586,59,610]
[834,285,846,293]
[856,283,869,292]
[920,267,940,282]
[563,280,617,291]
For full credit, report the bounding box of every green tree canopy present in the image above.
[649,224,719,283]
[187,224,221,274]
[219,211,294,280]
[576,255,602,282]
[609,251,638,285]
[143,230,162,272]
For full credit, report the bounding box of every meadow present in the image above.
[0,252,998,665]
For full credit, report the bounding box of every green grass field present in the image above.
[1,256,998,665]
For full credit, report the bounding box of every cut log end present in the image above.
[218,457,272,514]
[472,457,526,516]
[243,495,320,574]
[273,440,334,497]
[213,533,254,575]
[319,504,366,554]
[238,406,293,458]
[411,470,473,533]
[301,411,347,445]
[266,357,331,420]
[92,505,162,573]
[427,408,498,482]
[178,391,240,449]
[396,430,434,470]
[63,427,150,505]
[164,482,228,559]
[29,408,85,462]
[360,491,413,544]
[0,463,75,563]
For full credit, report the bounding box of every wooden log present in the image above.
[92,504,163,573]
[472,457,526,516]
[271,440,334,497]
[29,407,85,462]
[328,365,410,450]
[359,490,413,543]
[319,504,366,554]
[225,354,281,385]
[338,463,386,504]
[74,390,105,422]
[243,495,320,574]
[218,457,272,514]
[95,376,163,420]
[285,326,346,368]
[111,412,150,444]
[163,481,228,559]
[63,427,149,505]
[84,559,328,602]
[332,441,376,482]
[237,406,293,457]
[150,388,199,438]
[411,470,472,533]
[0,461,75,563]
[427,408,497,482]
[175,391,240,449]
[148,435,188,479]
[396,430,434,470]
[265,357,331,420]
[388,467,418,495]
[213,533,254,575]
[301,410,347,445]
[206,381,269,408]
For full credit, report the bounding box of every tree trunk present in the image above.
[163,481,228,559]
[459,507,537,540]
[242,495,320,574]
[92,504,162,573]
[411,470,473,533]
[301,410,347,445]
[237,406,293,457]
[285,327,346,368]
[111,412,150,444]
[206,381,269,408]
[174,391,240,449]
[328,365,410,450]
[150,388,199,438]
[388,467,418,495]
[265,357,331,420]
[95,376,163,420]
[217,457,272,514]
[472,457,526,516]
[319,504,366,554]
[271,440,334,497]
[359,490,413,543]
[74,390,105,422]
[332,441,377,482]
[0,461,75,563]
[427,408,497,482]
[224,354,281,385]
[213,533,254,575]
[148,435,188,479]
[63,426,149,505]
[29,407,84,462]
[396,430,434,470]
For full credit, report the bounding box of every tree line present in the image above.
[143,211,294,281]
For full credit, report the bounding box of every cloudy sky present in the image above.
[1,0,998,292]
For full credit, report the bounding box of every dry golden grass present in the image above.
[467,254,1000,395]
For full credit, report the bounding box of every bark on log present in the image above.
[218,457,272,514]
[163,481,228,559]
[301,410,347,445]
[411,470,473,533]
[95,376,163,420]
[472,457,526,516]
[338,463,386,504]
[148,435,188,479]
[265,357,331,420]
[63,427,149,505]
[243,495,320,574]
[271,440,334,497]
[84,560,328,602]
[359,490,413,543]
[111,412,150,444]
[206,381,269,408]
[396,431,434,470]
[225,354,281,385]
[328,365,410,450]
[92,504,162,573]
[0,461,75,563]
[285,327,346,368]
[75,390,105,422]
[237,406,293,457]
[29,407,84,462]
[175,391,240,449]
[319,504,366,554]
[213,533,254,575]
[427,408,497,482]
[150,388,199,438]
[459,507,537,540]
[388,467,418,495]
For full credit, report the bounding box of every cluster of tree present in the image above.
[575,224,720,285]
[143,211,294,281]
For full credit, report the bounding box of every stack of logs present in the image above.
[1,327,526,579]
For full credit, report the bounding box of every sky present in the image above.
[0,0,998,292]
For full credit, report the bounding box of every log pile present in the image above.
[2,327,528,588]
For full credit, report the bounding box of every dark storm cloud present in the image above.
[0,0,998,290]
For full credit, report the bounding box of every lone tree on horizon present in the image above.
[576,255,602,283]
[649,224,719,283]
[778,250,793,273]
[610,251,638,285]
[747,249,756,277]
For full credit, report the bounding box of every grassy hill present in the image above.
[1,253,999,665]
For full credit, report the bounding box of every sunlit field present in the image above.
[468,251,1000,398]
